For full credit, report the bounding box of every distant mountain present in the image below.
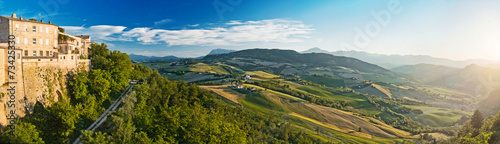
[207,48,236,55]
[391,64,460,83]
[395,64,500,97]
[204,48,397,77]
[301,47,330,54]
[128,54,203,61]
[301,48,499,69]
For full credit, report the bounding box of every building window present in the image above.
[24,25,28,31]
[33,38,37,44]
[32,26,36,32]
[46,39,49,45]
[77,42,79,46]
[40,51,43,56]
[25,50,28,56]
[24,38,28,44]
[33,51,37,56]
[50,51,53,55]
[54,40,57,47]
[46,51,49,56]
[46,28,49,33]
[40,26,43,33]
[40,39,43,45]
[15,24,19,30]
[63,56,65,59]
[15,37,19,44]
[71,56,74,60]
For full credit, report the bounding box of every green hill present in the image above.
[203,49,398,77]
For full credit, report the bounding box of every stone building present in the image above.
[0,13,92,127]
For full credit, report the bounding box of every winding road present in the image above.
[72,84,135,144]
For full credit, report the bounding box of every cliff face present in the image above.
[0,60,89,127]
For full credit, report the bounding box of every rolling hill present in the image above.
[207,48,236,55]
[301,48,499,69]
[203,49,398,77]
[391,64,460,83]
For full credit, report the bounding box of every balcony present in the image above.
[58,39,76,44]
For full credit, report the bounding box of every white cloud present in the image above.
[188,24,200,27]
[154,19,174,26]
[125,19,313,46]
[63,19,313,46]
[62,25,128,41]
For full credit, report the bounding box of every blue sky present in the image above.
[2,0,500,61]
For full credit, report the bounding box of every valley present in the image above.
[133,48,500,143]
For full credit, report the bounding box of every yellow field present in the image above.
[372,84,393,98]
[244,71,279,79]
[199,85,244,104]
[259,89,413,139]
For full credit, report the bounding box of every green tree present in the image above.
[472,110,484,129]
[89,69,112,103]
[459,132,493,144]
[81,130,111,144]
[89,43,110,59]
[70,69,90,104]
[0,121,45,143]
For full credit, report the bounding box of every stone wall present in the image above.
[0,48,23,129]
[0,53,90,127]
[0,15,91,128]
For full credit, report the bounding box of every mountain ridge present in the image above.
[203,48,398,77]
[301,48,499,69]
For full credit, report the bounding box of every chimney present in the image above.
[40,20,43,23]
[11,13,17,18]
[49,21,52,24]
[19,16,23,20]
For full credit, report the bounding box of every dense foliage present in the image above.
[444,110,500,144]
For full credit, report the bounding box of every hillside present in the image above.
[128,54,204,61]
[301,48,499,69]
[392,64,500,116]
[207,48,236,55]
[391,64,460,83]
[203,49,398,77]
[429,64,500,96]
[131,48,491,143]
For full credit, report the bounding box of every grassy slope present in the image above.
[292,84,383,116]
[404,105,472,127]
[244,71,279,79]
[186,63,230,74]
[372,84,393,98]
[300,75,345,88]
[199,85,243,104]
[197,83,412,142]
[233,87,413,141]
